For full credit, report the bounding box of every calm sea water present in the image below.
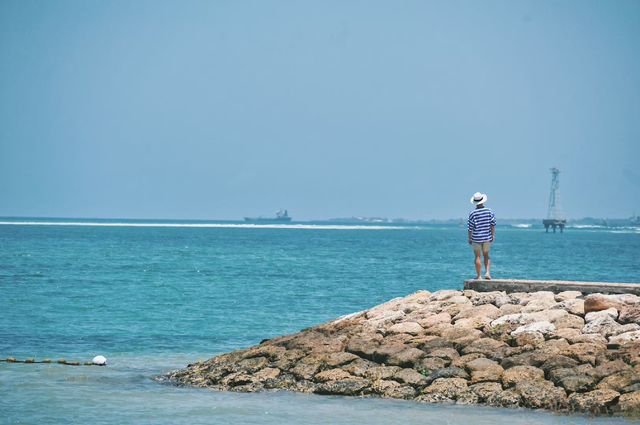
[1,219,638,424]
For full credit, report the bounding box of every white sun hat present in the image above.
[470,192,488,204]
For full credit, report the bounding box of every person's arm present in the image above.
[490,211,496,242]
[467,214,474,244]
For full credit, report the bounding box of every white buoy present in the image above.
[92,355,107,366]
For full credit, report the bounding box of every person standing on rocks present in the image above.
[468,192,496,280]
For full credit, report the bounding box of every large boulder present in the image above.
[419,312,452,328]
[385,347,425,367]
[416,356,449,373]
[418,377,468,402]
[466,357,504,383]
[370,379,416,399]
[450,353,485,369]
[609,330,640,345]
[454,316,493,330]
[511,321,555,337]
[540,355,579,374]
[314,378,369,395]
[568,389,620,414]
[461,338,507,359]
[368,342,407,364]
[429,290,463,302]
[593,360,629,380]
[403,290,432,303]
[441,327,483,347]
[553,314,585,330]
[424,367,469,384]
[555,291,582,301]
[513,331,545,347]
[502,366,545,387]
[426,347,459,362]
[526,291,557,302]
[560,342,607,365]
[556,328,607,344]
[498,304,523,315]
[467,382,503,402]
[583,317,639,337]
[584,294,640,314]
[291,360,321,380]
[314,368,353,382]
[387,321,424,336]
[515,380,568,410]
[366,365,401,380]
[324,352,360,368]
[366,309,406,326]
[619,304,640,325]
[596,370,640,393]
[469,291,511,307]
[393,368,428,386]
[486,389,522,407]
[547,364,594,383]
[554,299,585,316]
[345,334,382,360]
[425,322,456,337]
[616,391,640,416]
[522,298,558,313]
[491,310,568,329]
[557,374,597,393]
[454,304,500,320]
[585,308,618,322]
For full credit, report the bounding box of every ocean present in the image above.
[1,219,638,424]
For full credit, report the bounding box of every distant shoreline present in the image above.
[0,219,638,233]
[0,216,637,227]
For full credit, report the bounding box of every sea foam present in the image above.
[0,221,409,230]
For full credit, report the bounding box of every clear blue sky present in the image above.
[1,0,639,220]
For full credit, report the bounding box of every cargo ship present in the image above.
[244,209,292,223]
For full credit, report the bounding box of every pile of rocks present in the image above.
[166,289,640,416]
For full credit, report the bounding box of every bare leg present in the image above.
[483,250,491,279]
[474,251,482,279]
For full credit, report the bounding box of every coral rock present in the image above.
[387,321,424,336]
[502,366,545,388]
[419,377,468,402]
[568,389,620,414]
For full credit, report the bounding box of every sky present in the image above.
[1,0,639,220]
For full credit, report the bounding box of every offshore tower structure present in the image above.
[543,167,567,233]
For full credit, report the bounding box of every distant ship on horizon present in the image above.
[244,209,292,223]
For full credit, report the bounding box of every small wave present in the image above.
[511,224,532,228]
[611,226,640,231]
[568,225,606,229]
[609,229,640,234]
[0,221,410,231]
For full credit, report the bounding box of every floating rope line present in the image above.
[0,355,107,366]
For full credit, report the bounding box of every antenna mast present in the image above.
[543,167,567,233]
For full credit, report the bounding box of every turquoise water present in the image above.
[1,220,638,424]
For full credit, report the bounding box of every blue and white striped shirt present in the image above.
[468,207,496,243]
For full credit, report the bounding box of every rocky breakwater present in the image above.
[166,290,640,416]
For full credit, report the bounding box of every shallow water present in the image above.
[0,361,629,425]
[1,220,638,424]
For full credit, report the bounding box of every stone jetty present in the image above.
[167,289,640,416]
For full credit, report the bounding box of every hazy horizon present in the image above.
[1,1,639,221]
[0,212,634,222]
